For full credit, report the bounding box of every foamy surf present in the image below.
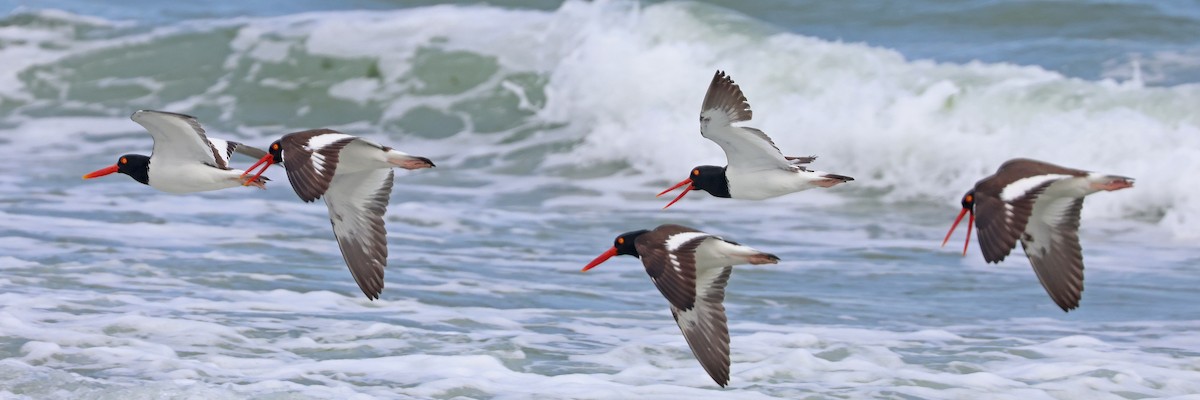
[1,1,1199,399]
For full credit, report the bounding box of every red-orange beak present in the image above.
[240,154,275,186]
[82,164,119,180]
[941,208,975,256]
[581,247,618,272]
[657,178,694,209]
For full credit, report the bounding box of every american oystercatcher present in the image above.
[942,158,1134,312]
[582,224,781,387]
[240,129,435,300]
[657,70,853,208]
[82,110,270,193]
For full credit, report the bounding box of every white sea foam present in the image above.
[1,2,1199,399]
[6,276,1198,399]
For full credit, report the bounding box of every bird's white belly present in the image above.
[328,141,393,175]
[726,168,823,200]
[1042,176,1098,199]
[148,163,242,194]
[693,238,762,271]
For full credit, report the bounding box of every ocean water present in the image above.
[0,1,1199,398]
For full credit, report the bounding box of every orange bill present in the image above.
[581,247,618,272]
[657,178,694,209]
[82,165,119,179]
[941,208,975,256]
[240,154,275,186]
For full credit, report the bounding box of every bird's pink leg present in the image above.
[238,176,267,189]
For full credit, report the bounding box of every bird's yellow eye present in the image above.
[692,169,699,176]
[120,157,127,164]
[965,194,974,203]
[272,143,280,150]
[617,237,625,245]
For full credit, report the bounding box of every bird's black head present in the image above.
[689,165,730,198]
[116,154,151,185]
[960,190,976,210]
[613,229,649,257]
[268,140,284,164]
[657,165,729,209]
[239,140,283,186]
[83,154,150,185]
[581,229,650,271]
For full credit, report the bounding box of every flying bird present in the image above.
[241,129,435,300]
[942,158,1134,312]
[82,110,269,193]
[582,224,780,387]
[658,70,853,208]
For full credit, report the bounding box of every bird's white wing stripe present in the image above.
[668,254,682,272]
[1000,174,1071,202]
[311,152,327,173]
[665,232,710,252]
[306,133,356,151]
[207,138,232,166]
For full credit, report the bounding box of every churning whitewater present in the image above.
[0,0,1198,398]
